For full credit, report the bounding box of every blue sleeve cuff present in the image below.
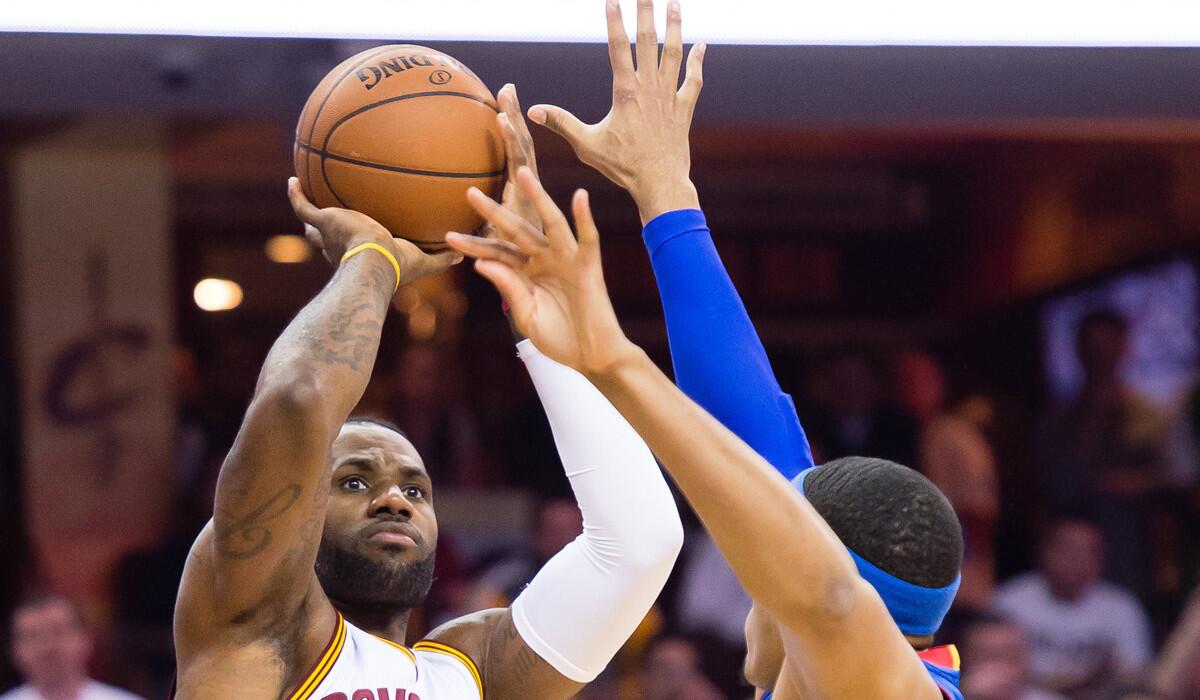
[642,208,708,260]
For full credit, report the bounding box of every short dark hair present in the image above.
[802,457,962,587]
[344,416,409,441]
[1038,515,1102,549]
[11,592,82,630]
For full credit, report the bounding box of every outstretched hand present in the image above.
[527,0,705,224]
[444,167,636,376]
[493,83,543,235]
[287,177,461,286]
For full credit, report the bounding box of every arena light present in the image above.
[193,278,244,312]
[2,0,1199,46]
[265,234,312,264]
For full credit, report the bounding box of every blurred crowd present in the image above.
[5,305,1200,700]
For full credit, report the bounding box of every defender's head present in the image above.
[743,456,963,689]
[316,417,438,610]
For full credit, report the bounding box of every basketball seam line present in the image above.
[301,44,400,202]
[318,91,500,207]
[322,91,499,146]
[315,46,403,207]
[296,141,505,179]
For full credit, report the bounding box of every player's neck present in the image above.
[336,599,412,644]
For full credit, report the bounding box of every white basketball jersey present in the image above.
[290,613,484,700]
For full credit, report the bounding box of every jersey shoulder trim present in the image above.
[289,612,347,700]
[413,640,484,699]
[371,632,417,664]
[917,644,960,671]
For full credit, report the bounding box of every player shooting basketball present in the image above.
[171,85,684,700]
[444,1,965,698]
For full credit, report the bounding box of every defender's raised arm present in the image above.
[447,168,945,700]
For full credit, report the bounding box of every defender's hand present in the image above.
[489,83,548,338]
[444,167,637,376]
[527,0,705,224]
[287,177,461,286]
[494,83,543,234]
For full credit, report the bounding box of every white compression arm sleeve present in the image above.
[511,340,684,682]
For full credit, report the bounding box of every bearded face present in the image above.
[319,423,440,610]
[315,524,435,608]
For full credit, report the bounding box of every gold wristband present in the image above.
[340,242,400,292]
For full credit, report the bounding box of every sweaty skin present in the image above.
[446,163,944,700]
[516,0,954,697]
[172,86,586,700]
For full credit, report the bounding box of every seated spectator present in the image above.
[638,636,723,700]
[994,518,1153,698]
[895,349,1000,612]
[676,530,752,650]
[1037,310,1179,601]
[1097,686,1168,700]
[386,343,491,489]
[961,615,1067,700]
[802,349,918,467]
[2,594,143,700]
[467,498,582,609]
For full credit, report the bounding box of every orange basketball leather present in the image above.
[295,45,505,250]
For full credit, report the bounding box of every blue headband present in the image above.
[792,466,960,636]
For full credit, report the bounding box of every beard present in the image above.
[315,536,436,609]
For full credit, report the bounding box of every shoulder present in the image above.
[423,608,508,681]
[1092,582,1148,615]
[426,607,584,700]
[173,579,337,700]
[82,681,146,700]
[994,573,1044,606]
[420,610,506,700]
[919,646,962,698]
[413,643,484,700]
[425,607,510,656]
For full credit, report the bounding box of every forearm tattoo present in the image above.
[306,260,393,376]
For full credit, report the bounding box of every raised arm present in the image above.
[446,168,942,700]
[175,182,458,655]
[528,0,812,477]
[425,86,682,700]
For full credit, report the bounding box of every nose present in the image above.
[370,484,413,519]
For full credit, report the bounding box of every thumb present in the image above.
[527,104,587,146]
[420,249,466,277]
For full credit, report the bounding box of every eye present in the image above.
[341,476,369,492]
[402,485,426,500]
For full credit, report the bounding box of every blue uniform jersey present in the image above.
[759,646,962,700]
[642,210,962,700]
[919,644,964,700]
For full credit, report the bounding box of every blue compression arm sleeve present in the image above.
[642,208,814,478]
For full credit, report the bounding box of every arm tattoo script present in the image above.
[486,616,540,683]
[214,484,303,559]
[311,263,392,375]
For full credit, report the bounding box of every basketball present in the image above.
[294,45,505,251]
